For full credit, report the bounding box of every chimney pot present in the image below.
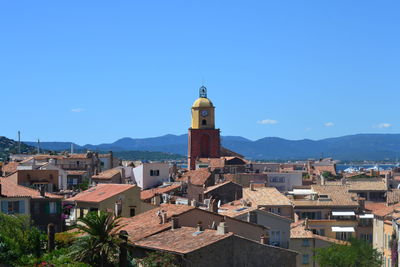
[171,215,179,230]
[217,221,228,235]
[260,234,268,245]
[197,221,203,232]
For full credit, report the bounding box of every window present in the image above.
[270,177,285,183]
[312,229,325,236]
[336,232,351,241]
[7,201,20,214]
[302,239,310,247]
[90,208,98,213]
[130,208,136,217]
[49,202,57,214]
[202,119,207,126]
[269,207,281,214]
[150,170,160,176]
[34,202,40,214]
[270,231,281,246]
[302,254,309,264]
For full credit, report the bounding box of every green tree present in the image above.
[139,251,179,267]
[0,212,47,265]
[69,211,124,267]
[315,238,383,267]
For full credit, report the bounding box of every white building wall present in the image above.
[132,163,169,189]
[267,172,302,192]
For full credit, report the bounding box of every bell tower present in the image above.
[188,86,221,170]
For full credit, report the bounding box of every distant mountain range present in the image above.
[23,133,400,161]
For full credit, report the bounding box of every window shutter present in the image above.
[19,200,25,214]
[45,202,50,214]
[57,202,61,213]
[1,201,8,213]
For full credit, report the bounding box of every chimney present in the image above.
[260,234,268,245]
[304,218,309,230]
[209,199,218,213]
[171,215,179,230]
[217,221,228,235]
[320,174,325,185]
[250,182,254,191]
[109,151,114,169]
[197,221,203,232]
[161,211,167,224]
[341,178,346,185]
[40,186,46,197]
[191,199,197,207]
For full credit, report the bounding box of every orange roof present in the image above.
[178,168,212,186]
[119,204,195,243]
[134,227,232,254]
[2,162,19,175]
[365,202,400,218]
[140,183,182,200]
[243,187,292,206]
[0,178,62,199]
[92,168,121,180]
[290,221,348,245]
[66,184,136,203]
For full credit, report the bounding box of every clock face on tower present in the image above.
[201,110,208,117]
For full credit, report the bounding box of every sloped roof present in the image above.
[134,226,232,254]
[0,178,62,199]
[292,185,359,208]
[92,167,122,180]
[243,187,292,206]
[140,183,182,200]
[66,184,135,203]
[178,168,212,186]
[119,204,195,243]
[2,162,19,175]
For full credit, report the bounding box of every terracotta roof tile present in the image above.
[141,183,182,200]
[134,227,232,254]
[177,169,212,186]
[2,162,19,175]
[92,167,121,180]
[0,178,62,199]
[119,204,195,243]
[66,171,87,175]
[292,185,359,208]
[66,184,135,203]
[290,221,348,245]
[365,202,400,217]
[218,200,257,217]
[243,187,292,206]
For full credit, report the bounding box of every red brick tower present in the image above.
[188,86,221,170]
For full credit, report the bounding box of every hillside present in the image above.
[23,133,400,161]
[0,136,38,161]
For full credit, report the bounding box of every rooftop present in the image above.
[141,183,182,200]
[290,221,348,245]
[243,187,292,206]
[119,204,195,243]
[291,185,359,208]
[1,162,19,175]
[204,181,236,194]
[0,178,62,199]
[92,167,122,180]
[218,200,257,217]
[134,226,232,254]
[365,202,400,218]
[66,184,135,203]
[178,168,212,186]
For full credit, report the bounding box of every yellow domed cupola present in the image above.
[191,86,215,129]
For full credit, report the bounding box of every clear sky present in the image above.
[1,1,399,145]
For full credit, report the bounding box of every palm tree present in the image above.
[69,211,125,267]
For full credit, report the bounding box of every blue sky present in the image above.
[1,1,399,144]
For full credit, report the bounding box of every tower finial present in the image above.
[199,86,207,98]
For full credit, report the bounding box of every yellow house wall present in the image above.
[308,220,357,239]
[383,222,393,267]
[290,238,333,267]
